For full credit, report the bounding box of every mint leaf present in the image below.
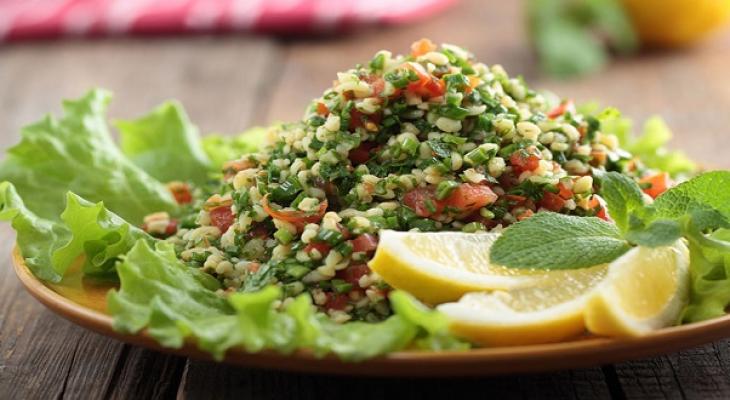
[651,171,730,221]
[625,219,682,248]
[490,212,630,269]
[596,171,646,233]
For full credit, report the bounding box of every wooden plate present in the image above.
[12,247,730,377]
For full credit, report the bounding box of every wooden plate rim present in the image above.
[12,246,730,376]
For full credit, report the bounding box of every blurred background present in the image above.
[1,0,729,166]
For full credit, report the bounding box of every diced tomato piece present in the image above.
[348,142,380,165]
[546,100,574,119]
[639,172,671,199]
[504,194,528,205]
[209,206,235,233]
[349,108,382,131]
[588,195,611,222]
[304,242,331,257]
[316,102,329,115]
[404,62,446,98]
[336,264,371,286]
[516,209,534,221]
[444,184,498,214]
[262,195,328,230]
[410,38,437,57]
[324,293,349,311]
[403,187,445,217]
[539,191,567,212]
[510,149,541,175]
[168,182,193,205]
[164,220,178,236]
[464,76,481,94]
[351,234,378,253]
[557,182,574,200]
[248,223,271,239]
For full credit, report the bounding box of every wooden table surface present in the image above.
[2,1,730,399]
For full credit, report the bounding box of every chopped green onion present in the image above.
[286,265,311,279]
[369,53,386,71]
[424,199,438,214]
[400,137,419,156]
[443,134,467,145]
[274,228,294,244]
[316,229,345,246]
[464,146,491,166]
[462,222,486,233]
[335,242,354,257]
[436,180,459,200]
[332,279,354,294]
[479,208,495,219]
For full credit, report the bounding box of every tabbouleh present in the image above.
[146,39,656,323]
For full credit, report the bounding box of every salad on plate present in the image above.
[3,39,730,361]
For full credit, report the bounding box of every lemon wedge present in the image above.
[370,231,554,304]
[369,230,601,305]
[584,241,690,336]
[437,265,608,346]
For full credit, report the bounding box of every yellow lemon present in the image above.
[369,230,604,305]
[622,0,730,46]
[437,265,608,346]
[584,240,690,336]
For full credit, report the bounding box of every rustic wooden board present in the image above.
[2,0,730,398]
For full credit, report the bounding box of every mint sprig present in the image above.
[489,213,630,270]
[490,170,730,323]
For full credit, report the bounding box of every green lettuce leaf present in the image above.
[0,181,68,282]
[108,240,464,361]
[682,231,730,323]
[51,192,153,279]
[596,110,697,177]
[202,127,268,170]
[0,89,177,225]
[116,101,212,185]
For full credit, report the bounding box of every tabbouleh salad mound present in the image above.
[148,39,662,323]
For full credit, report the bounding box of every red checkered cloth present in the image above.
[0,0,457,41]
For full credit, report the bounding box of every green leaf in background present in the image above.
[527,0,637,77]
[626,117,697,176]
[116,101,212,186]
[202,127,269,170]
[0,89,178,225]
[0,181,68,282]
[595,110,697,177]
[51,192,153,279]
[490,212,631,269]
[595,171,646,233]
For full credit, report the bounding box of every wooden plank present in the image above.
[177,361,612,400]
[0,35,281,398]
[612,340,730,400]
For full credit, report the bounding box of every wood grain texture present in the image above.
[178,361,611,400]
[1,0,730,398]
